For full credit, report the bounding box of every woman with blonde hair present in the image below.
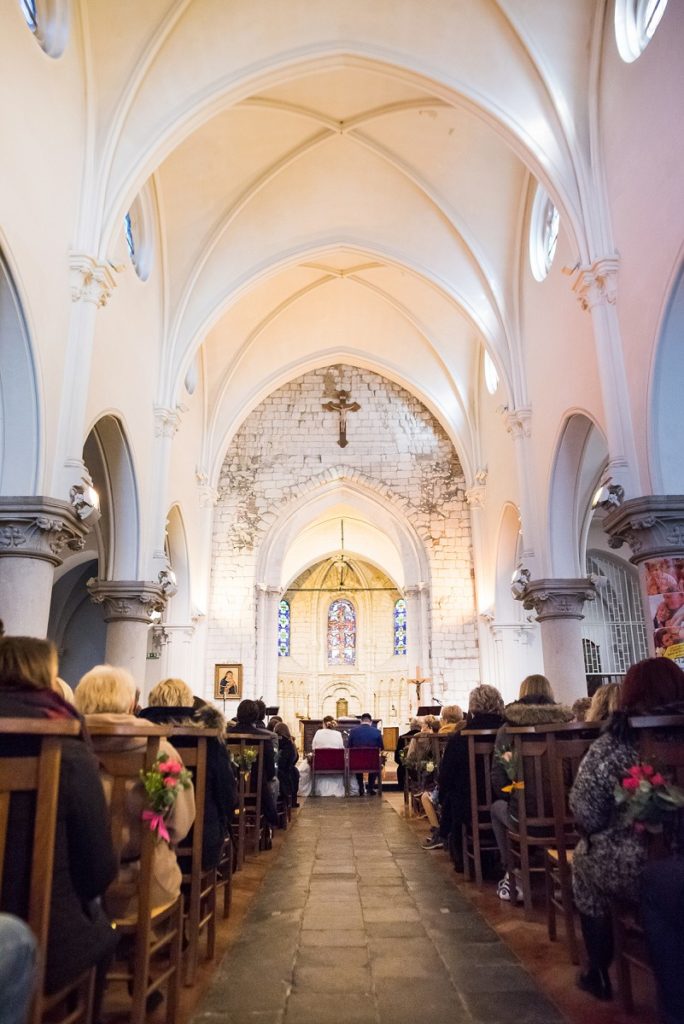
[586,682,622,722]
[438,705,465,735]
[138,676,235,870]
[0,638,118,1003]
[75,665,195,918]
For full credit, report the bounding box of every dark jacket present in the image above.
[348,723,383,749]
[0,685,118,993]
[225,721,276,781]
[138,704,236,869]
[438,711,504,828]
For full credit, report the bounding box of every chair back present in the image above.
[312,748,346,772]
[543,722,601,855]
[0,718,81,1022]
[226,734,266,863]
[460,728,499,885]
[347,747,381,774]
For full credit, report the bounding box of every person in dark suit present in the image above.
[347,713,383,795]
[394,717,421,792]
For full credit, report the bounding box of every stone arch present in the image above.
[547,412,609,577]
[165,503,191,622]
[650,259,684,493]
[0,246,41,494]
[82,414,140,579]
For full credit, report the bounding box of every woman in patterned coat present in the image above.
[569,658,684,1002]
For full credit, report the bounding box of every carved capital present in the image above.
[465,467,487,509]
[0,498,88,566]
[522,577,596,621]
[87,579,167,623]
[604,495,684,562]
[195,467,218,508]
[504,407,532,439]
[154,405,183,439]
[572,256,619,312]
[70,252,117,307]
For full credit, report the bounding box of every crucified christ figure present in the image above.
[322,389,360,448]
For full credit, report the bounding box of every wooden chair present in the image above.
[226,735,266,867]
[507,726,555,919]
[542,721,600,963]
[215,831,234,918]
[613,714,684,1013]
[348,747,383,795]
[311,747,347,796]
[88,722,183,1024]
[0,718,94,1024]
[168,727,219,987]
[461,728,500,886]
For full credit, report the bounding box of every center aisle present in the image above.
[193,799,566,1024]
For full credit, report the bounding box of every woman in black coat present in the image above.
[437,685,505,866]
[274,722,299,806]
[0,636,118,996]
[138,679,236,870]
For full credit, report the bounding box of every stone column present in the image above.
[161,625,196,684]
[604,496,684,659]
[148,406,183,576]
[52,254,117,498]
[405,582,431,701]
[521,578,596,703]
[572,257,641,496]
[255,584,282,706]
[88,580,166,692]
[503,408,540,572]
[0,498,88,636]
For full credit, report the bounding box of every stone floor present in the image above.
[192,799,566,1024]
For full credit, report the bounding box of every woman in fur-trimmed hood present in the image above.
[489,675,574,903]
[139,679,236,870]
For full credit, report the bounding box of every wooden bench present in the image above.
[461,728,500,886]
[226,734,267,867]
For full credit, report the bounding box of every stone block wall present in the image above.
[207,365,479,710]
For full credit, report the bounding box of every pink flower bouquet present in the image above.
[140,752,192,842]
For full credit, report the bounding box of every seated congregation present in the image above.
[0,635,299,1024]
[1,632,683,1024]
[399,662,684,1024]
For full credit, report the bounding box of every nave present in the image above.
[193,798,564,1024]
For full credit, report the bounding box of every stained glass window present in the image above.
[278,599,290,657]
[393,598,407,656]
[20,0,37,31]
[327,599,356,665]
[124,211,135,260]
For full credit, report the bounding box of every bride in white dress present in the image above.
[311,717,347,797]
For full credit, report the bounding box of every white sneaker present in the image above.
[496,873,522,902]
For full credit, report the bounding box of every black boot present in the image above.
[578,913,614,1001]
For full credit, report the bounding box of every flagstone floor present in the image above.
[191,799,566,1024]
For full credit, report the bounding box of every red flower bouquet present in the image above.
[614,762,684,835]
[140,752,192,842]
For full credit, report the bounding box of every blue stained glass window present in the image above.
[327,599,356,665]
[20,0,37,31]
[393,598,407,656]
[278,599,290,657]
[124,211,135,259]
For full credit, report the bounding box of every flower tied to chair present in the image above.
[614,761,684,836]
[496,746,525,792]
[140,752,192,842]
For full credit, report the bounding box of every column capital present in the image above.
[88,578,167,623]
[522,577,596,621]
[0,497,88,566]
[154,405,183,438]
[256,583,282,597]
[69,252,117,307]
[404,582,429,596]
[465,467,487,508]
[503,406,532,439]
[604,495,684,562]
[572,256,619,312]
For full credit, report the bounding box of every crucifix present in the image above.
[408,664,431,706]
[322,388,360,448]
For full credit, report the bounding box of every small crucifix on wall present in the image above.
[322,389,360,448]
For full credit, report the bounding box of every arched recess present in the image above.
[548,413,608,578]
[82,415,140,580]
[494,502,523,621]
[650,262,684,493]
[0,247,40,493]
[256,473,430,591]
[48,559,106,686]
[165,503,191,623]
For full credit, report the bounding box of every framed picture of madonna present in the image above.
[214,663,243,700]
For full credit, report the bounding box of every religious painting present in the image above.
[214,663,243,700]
[645,558,684,666]
[327,598,356,665]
